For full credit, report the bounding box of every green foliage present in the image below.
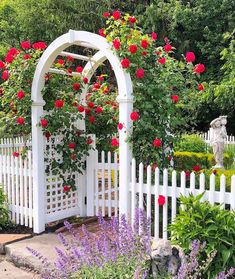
[0,185,11,230]
[70,255,147,279]
[173,151,233,171]
[169,193,235,278]
[174,134,207,153]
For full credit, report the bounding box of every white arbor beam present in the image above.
[60,51,96,62]
[48,68,82,77]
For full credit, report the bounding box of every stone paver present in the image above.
[0,260,40,279]
[0,234,32,254]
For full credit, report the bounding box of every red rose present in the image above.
[151,32,157,40]
[103,11,110,18]
[112,38,121,50]
[73,102,78,107]
[130,111,139,121]
[99,29,106,37]
[40,119,48,127]
[112,10,121,20]
[141,39,149,49]
[135,68,145,79]
[151,164,158,171]
[153,138,162,147]
[24,54,31,60]
[185,170,191,178]
[21,41,31,49]
[77,105,85,113]
[197,84,204,91]
[85,108,91,115]
[117,123,123,130]
[76,66,83,73]
[129,44,138,54]
[67,68,72,75]
[86,138,93,145]
[83,77,88,84]
[55,100,64,108]
[96,107,103,114]
[17,90,25,99]
[67,55,74,62]
[168,156,173,161]
[5,54,14,63]
[0,60,5,68]
[17,117,24,125]
[63,185,71,193]
[89,115,95,123]
[68,143,76,149]
[71,154,76,160]
[121,58,130,68]
[142,51,148,56]
[186,52,195,63]
[93,82,101,90]
[128,16,136,23]
[158,195,166,205]
[103,87,109,94]
[212,169,217,175]
[73,83,80,91]
[158,57,166,64]
[8,48,18,56]
[164,44,172,52]
[32,42,47,50]
[194,64,205,74]
[192,165,201,172]
[2,70,9,81]
[57,59,65,65]
[88,102,94,108]
[111,137,119,147]
[45,132,51,139]
[12,151,20,157]
[171,95,179,103]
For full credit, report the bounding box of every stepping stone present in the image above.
[0,234,32,254]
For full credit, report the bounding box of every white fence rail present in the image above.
[200,129,235,145]
[130,158,235,240]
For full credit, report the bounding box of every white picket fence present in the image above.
[130,158,235,240]
[200,129,235,145]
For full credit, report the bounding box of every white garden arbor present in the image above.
[31,30,133,233]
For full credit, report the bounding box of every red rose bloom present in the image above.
[112,10,121,20]
[151,164,158,171]
[141,39,149,49]
[55,100,64,108]
[129,44,138,54]
[103,11,110,18]
[212,169,217,175]
[57,59,65,65]
[5,54,14,63]
[117,123,123,130]
[32,42,47,50]
[111,137,119,147]
[40,119,48,127]
[73,83,80,91]
[71,154,76,160]
[0,60,5,68]
[8,48,18,56]
[194,64,205,74]
[186,52,195,63]
[77,105,85,113]
[197,84,204,91]
[185,170,191,178]
[68,143,76,149]
[76,66,83,73]
[67,68,72,75]
[153,138,162,147]
[171,95,179,103]
[112,38,121,50]
[85,108,91,115]
[164,44,172,52]
[86,138,93,145]
[24,54,31,60]
[99,29,106,37]
[158,195,166,205]
[2,70,9,81]
[142,51,148,56]
[151,32,157,40]
[89,115,95,123]
[128,16,136,23]
[158,57,166,64]
[121,58,130,68]
[192,165,201,172]
[17,90,25,99]
[12,151,20,157]
[130,111,139,121]
[135,68,145,79]
[17,117,24,125]
[21,41,31,49]
[96,107,103,114]
[88,102,94,108]
[98,76,104,81]
[45,132,51,139]
[93,82,101,90]
[63,185,71,193]
[67,55,74,62]
[83,77,88,84]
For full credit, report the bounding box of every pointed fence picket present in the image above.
[130,158,235,240]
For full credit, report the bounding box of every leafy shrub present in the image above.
[174,134,207,153]
[169,193,235,278]
[0,185,11,230]
[173,151,233,171]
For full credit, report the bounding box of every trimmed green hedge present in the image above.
[174,134,208,153]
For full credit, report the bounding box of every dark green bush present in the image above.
[169,193,235,278]
[174,134,207,153]
[0,186,10,230]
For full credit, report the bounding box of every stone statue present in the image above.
[210,116,227,168]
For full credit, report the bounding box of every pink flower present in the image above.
[111,137,119,147]
[17,90,25,99]
[5,54,14,63]
[194,64,205,74]
[186,52,195,63]
[103,11,110,18]
[0,60,5,69]
[158,195,166,205]
[164,44,172,52]
[21,41,31,49]
[151,32,157,40]
[130,111,139,121]
[32,42,47,50]
[2,70,9,81]
[117,123,123,130]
